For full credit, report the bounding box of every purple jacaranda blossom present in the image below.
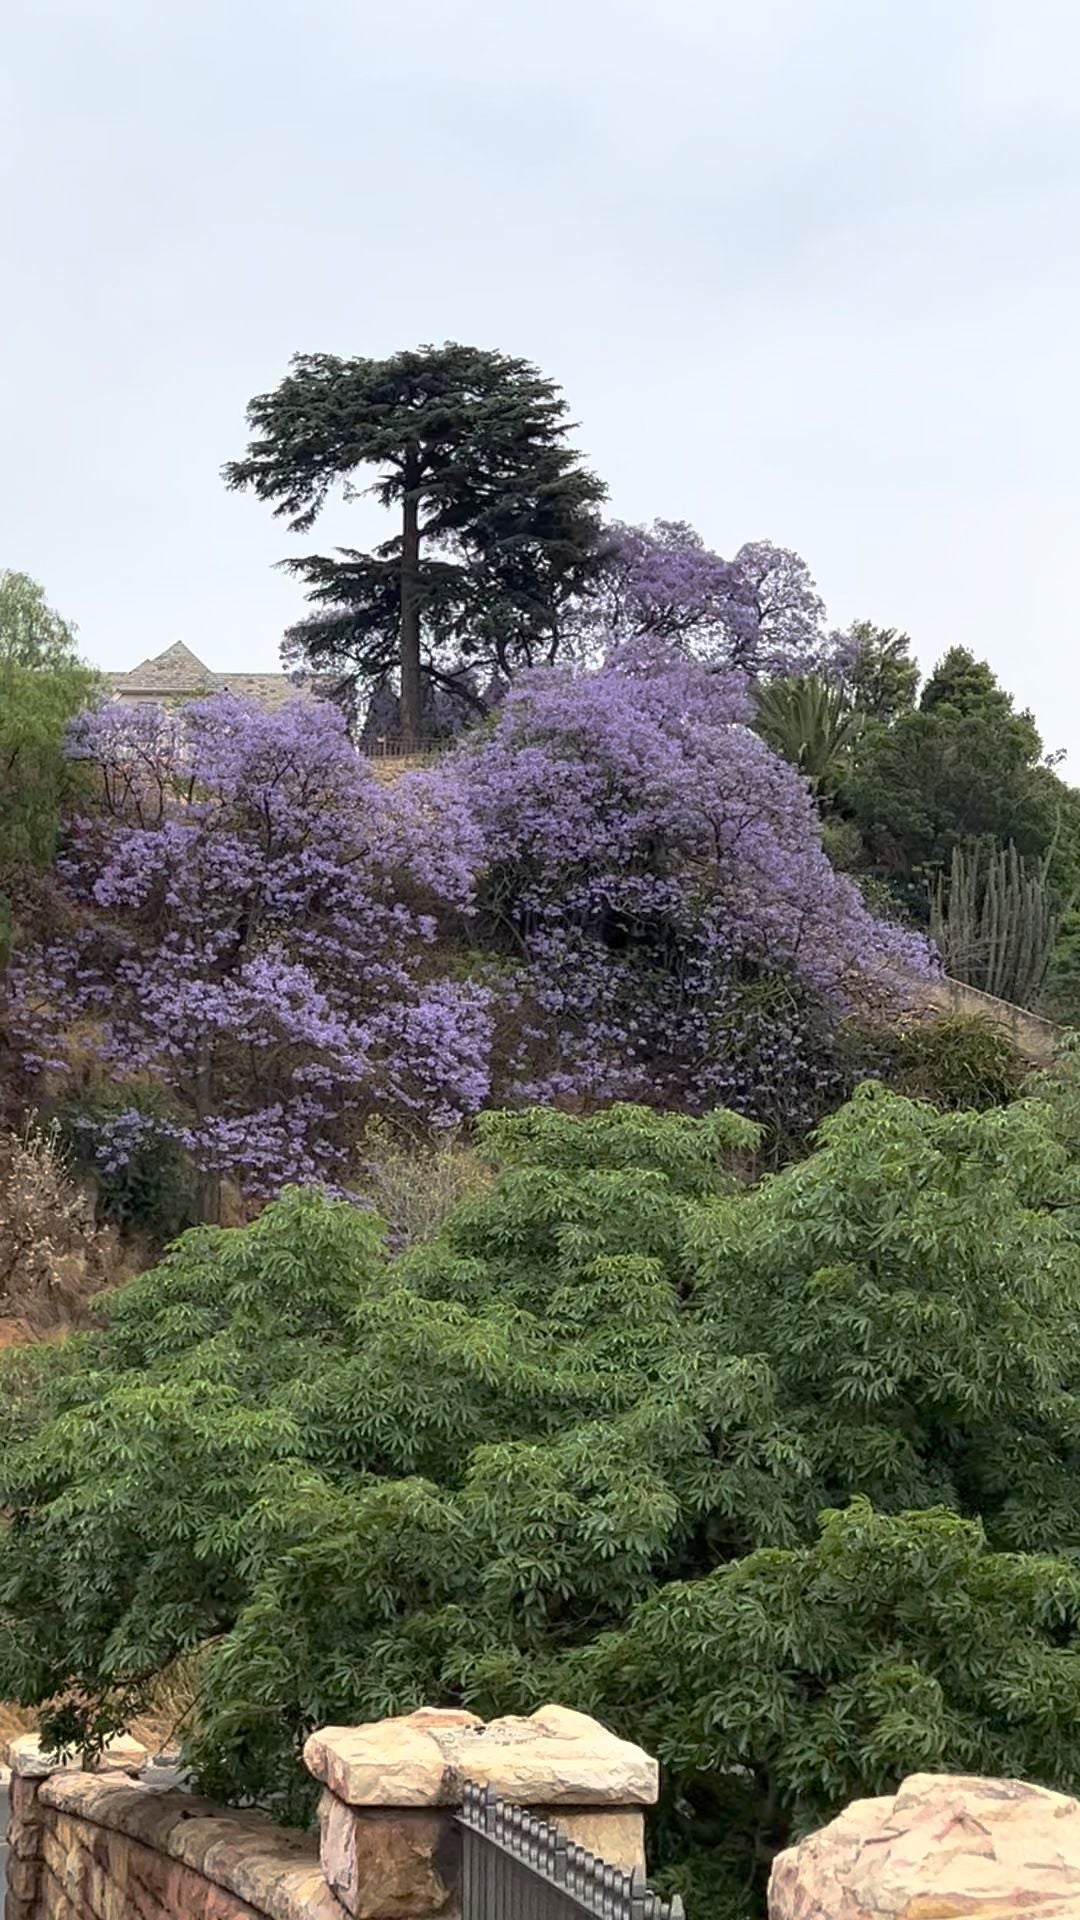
[11,694,492,1197]
[567,521,831,678]
[453,640,933,1127]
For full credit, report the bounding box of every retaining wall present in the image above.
[5,1706,656,1920]
[919,973,1061,1063]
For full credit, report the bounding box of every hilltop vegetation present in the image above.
[7,643,932,1218]
[5,343,1080,1920]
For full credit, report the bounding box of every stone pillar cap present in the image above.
[304,1704,658,1809]
[7,1731,148,1779]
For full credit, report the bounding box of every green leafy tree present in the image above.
[224,344,606,745]
[0,571,97,958]
[844,647,1063,888]
[0,571,80,670]
[575,1503,1080,1911]
[5,1090,1080,1914]
[839,620,919,725]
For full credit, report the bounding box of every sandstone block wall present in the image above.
[5,1737,343,1920]
[5,1705,658,1920]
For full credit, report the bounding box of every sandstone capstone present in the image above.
[304,1702,657,1809]
[303,1720,449,1808]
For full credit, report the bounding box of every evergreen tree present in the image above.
[838,620,919,725]
[844,647,1061,886]
[224,344,606,746]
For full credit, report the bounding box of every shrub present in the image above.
[0,1121,113,1333]
[875,1013,1027,1110]
[4,1086,1080,1912]
[356,1121,494,1251]
[55,1088,196,1242]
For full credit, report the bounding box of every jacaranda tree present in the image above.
[457,641,931,1135]
[572,521,830,676]
[10,696,490,1215]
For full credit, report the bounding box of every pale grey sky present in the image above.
[4,0,1080,758]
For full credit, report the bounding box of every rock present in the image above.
[433,1703,658,1808]
[319,1797,453,1919]
[769,1773,1080,1920]
[550,1808,646,1872]
[407,1708,483,1732]
[303,1720,448,1807]
[304,1703,657,1809]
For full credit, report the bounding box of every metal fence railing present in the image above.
[458,1780,685,1919]
[361,737,452,764]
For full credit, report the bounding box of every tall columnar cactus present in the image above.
[930,840,1059,1009]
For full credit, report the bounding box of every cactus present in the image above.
[929,840,1058,1010]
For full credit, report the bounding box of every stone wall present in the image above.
[919,973,1061,1063]
[5,1706,657,1920]
[305,1704,656,1919]
[5,1737,337,1920]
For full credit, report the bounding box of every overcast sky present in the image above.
[4,0,1080,759]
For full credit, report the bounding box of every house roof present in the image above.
[108,644,343,711]
[111,641,216,694]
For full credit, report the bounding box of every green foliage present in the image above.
[844,648,1061,886]
[819,815,864,872]
[754,674,862,798]
[840,621,919,726]
[930,841,1060,1009]
[0,571,80,671]
[869,1014,1027,1110]
[1044,904,1080,1023]
[224,344,605,741]
[0,571,98,951]
[54,1089,195,1243]
[5,1091,1080,1911]
[573,1502,1080,1913]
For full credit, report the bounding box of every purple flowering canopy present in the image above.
[457,641,932,1124]
[12,656,932,1205]
[571,520,832,678]
[11,696,490,1203]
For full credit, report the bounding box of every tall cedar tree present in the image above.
[224,344,606,745]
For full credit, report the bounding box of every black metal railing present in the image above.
[459,1780,686,1919]
[361,736,451,762]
